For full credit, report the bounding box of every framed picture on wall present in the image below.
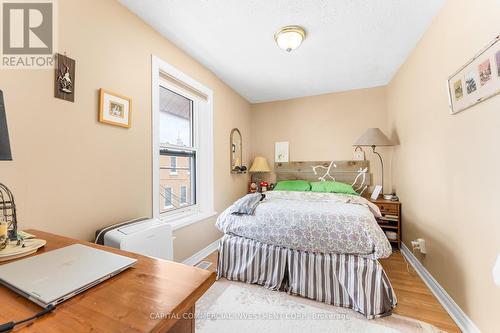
[54,53,76,102]
[447,35,500,114]
[98,89,132,128]
[275,141,289,162]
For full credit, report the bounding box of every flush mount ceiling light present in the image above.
[274,25,306,52]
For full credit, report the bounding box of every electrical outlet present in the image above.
[411,238,427,254]
[417,238,426,254]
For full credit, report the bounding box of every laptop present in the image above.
[0,244,137,308]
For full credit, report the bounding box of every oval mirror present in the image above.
[230,128,243,173]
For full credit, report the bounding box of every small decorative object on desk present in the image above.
[260,181,269,192]
[0,182,18,240]
[0,220,8,249]
[0,230,46,262]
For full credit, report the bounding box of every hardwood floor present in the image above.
[200,251,219,274]
[379,252,460,333]
[198,250,460,333]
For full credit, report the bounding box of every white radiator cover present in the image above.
[104,219,173,261]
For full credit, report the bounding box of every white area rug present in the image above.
[196,279,446,333]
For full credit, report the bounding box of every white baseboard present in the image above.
[400,243,481,333]
[182,238,220,266]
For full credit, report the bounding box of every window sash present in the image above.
[159,82,196,150]
[160,147,197,156]
[159,148,197,213]
[159,85,194,149]
[158,82,197,216]
[157,82,200,216]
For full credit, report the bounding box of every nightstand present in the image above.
[370,198,401,249]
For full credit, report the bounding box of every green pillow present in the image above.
[310,181,359,196]
[274,180,311,192]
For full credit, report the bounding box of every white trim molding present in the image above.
[182,238,220,266]
[400,243,481,333]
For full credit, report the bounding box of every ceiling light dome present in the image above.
[274,25,306,52]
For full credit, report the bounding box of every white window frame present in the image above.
[152,55,215,230]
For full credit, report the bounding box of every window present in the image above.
[164,187,173,208]
[180,186,187,205]
[159,87,195,213]
[170,156,177,174]
[152,55,215,229]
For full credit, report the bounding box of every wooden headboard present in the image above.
[274,160,371,186]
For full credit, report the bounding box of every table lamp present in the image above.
[249,156,271,190]
[353,128,393,194]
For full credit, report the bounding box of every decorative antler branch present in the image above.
[312,161,337,182]
[310,162,368,195]
[352,167,368,194]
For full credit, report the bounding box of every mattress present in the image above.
[216,191,392,260]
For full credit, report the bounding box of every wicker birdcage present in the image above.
[0,183,17,240]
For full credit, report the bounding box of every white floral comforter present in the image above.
[216,191,392,259]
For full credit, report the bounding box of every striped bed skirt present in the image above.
[217,234,397,319]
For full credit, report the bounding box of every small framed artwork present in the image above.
[371,185,382,200]
[54,53,76,102]
[448,35,500,114]
[98,89,132,128]
[275,141,289,162]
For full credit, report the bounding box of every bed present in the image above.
[215,161,397,319]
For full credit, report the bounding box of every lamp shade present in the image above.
[249,156,271,173]
[353,128,392,147]
[0,90,12,161]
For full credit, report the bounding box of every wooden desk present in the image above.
[0,230,216,332]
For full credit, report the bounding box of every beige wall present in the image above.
[0,0,251,262]
[387,0,500,331]
[251,87,391,190]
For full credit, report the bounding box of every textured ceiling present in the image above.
[120,0,444,103]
